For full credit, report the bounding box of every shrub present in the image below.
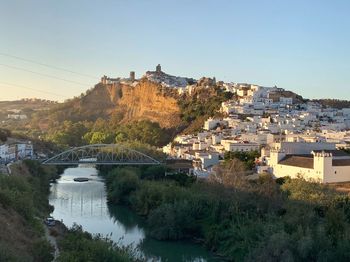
[32,240,54,262]
[148,201,198,240]
[108,168,140,205]
[141,165,166,180]
[58,224,135,262]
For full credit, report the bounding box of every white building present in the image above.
[267,142,350,183]
[193,152,219,169]
[279,97,293,105]
[17,143,34,159]
[212,134,222,145]
[0,144,9,162]
[0,142,33,162]
[204,118,221,130]
[192,142,208,151]
[221,139,259,152]
[7,114,28,120]
[203,118,227,130]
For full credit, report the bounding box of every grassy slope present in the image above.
[0,161,57,261]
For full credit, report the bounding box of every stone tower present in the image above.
[156,64,161,73]
[269,148,286,166]
[313,151,333,182]
[101,75,107,84]
[130,71,135,81]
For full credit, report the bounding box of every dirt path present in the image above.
[44,225,59,261]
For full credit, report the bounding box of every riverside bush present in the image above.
[0,160,58,261]
[105,165,350,261]
[58,224,136,262]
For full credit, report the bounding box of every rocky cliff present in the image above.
[41,78,183,129]
[118,79,182,128]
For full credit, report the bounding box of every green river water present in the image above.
[49,167,220,262]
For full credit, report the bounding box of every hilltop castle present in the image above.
[100,64,163,85]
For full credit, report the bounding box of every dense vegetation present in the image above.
[0,160,142,262]
[312,99,350,109]
[178,87,233,133]
[0,160,58,261]
[36,86,233,148]
[2,81,236,151]
[341,148,350,155]
[0,128,11,142]
[36,119,172,149]
[103,161,350,261]
[57,224,138,262]
[224,150,260,170]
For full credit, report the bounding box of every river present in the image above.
[49,167,219,262]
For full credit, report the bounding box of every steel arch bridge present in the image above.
[42,144,161,166]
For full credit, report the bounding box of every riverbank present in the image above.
[49,166,217,261]
[103,165,350,261]
[0,160,58,261]
[102,166,227,259]
[44,219,138,262]
[44,220,66,260]
[0,161,139,262]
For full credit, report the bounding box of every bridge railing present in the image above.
[42,144,161,166]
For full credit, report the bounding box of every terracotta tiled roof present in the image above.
[279,155,314,169]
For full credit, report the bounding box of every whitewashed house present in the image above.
[221,139,259,152]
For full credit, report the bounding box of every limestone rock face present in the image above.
[70,79,182,129]
[118,79,182,128]
[79,83,121,113]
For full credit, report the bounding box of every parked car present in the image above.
[44,217,55,226]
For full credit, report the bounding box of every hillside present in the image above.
[0,161,58,261]
[2,66,314,148]
[41,83,124,123]
[34,78,184,129]
[31,65,237,132]
[118,78,182,128]
[268,90,305,104]
[311,99,350,109]
[0,99,56,111]
[0,99,57,122]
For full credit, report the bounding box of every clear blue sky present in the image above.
[1,0,349,101]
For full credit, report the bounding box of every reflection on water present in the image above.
[49,167,218,262]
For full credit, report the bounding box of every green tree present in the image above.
[32,240,54,262]
[89,131,114,144]
[0,129,10,142]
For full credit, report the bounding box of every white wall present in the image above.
[269,151,350,183]
[324,166,350,183]
[271,164,322,181]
